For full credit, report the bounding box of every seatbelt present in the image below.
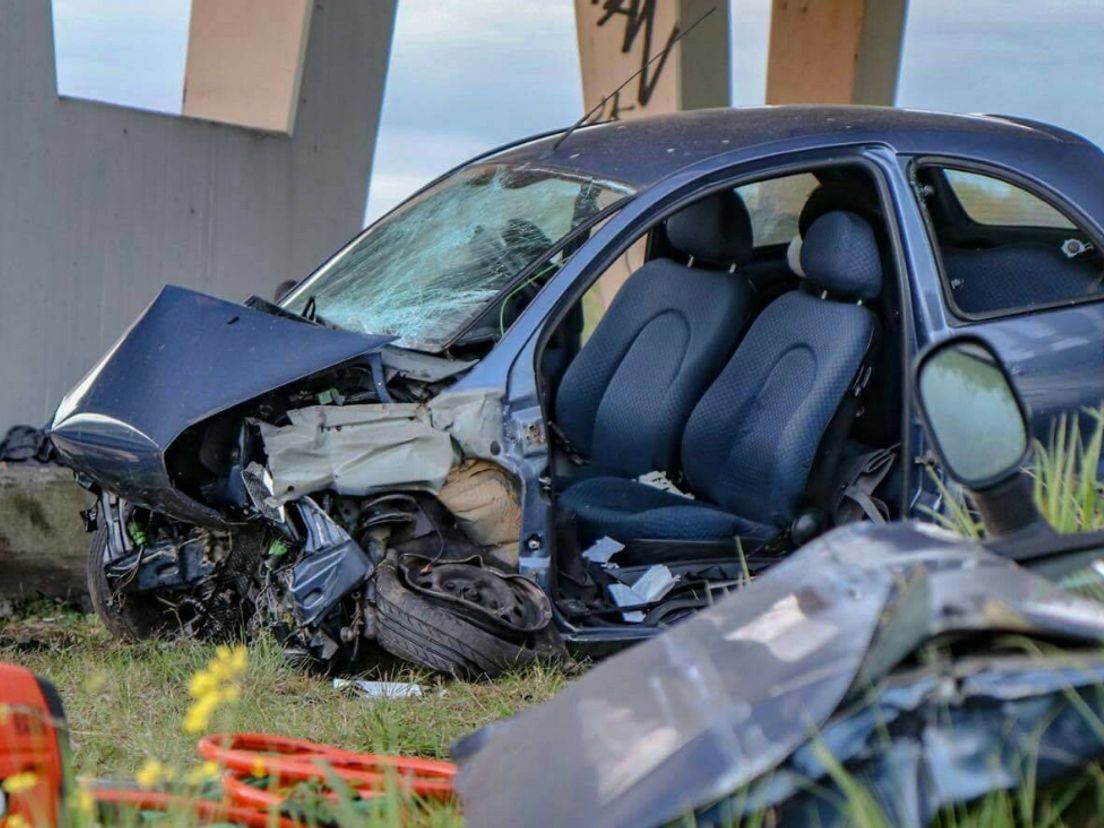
[547,420,586,466]
[831,444,899,524]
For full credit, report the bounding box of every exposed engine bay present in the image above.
[52,287,559,677]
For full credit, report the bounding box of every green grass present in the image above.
[0,607,569,825]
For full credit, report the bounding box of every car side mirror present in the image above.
[914,336,1046,539]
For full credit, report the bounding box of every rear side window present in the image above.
[736,173,818,246]
[918,165,1104,317]
[944,169,1075,229]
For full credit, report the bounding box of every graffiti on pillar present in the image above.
[587,0,680,121]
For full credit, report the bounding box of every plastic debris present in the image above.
[332,679,424,699]
[607,564,679,622]
[581,536,625,565]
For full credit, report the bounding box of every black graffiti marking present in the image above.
[591,0,680,120]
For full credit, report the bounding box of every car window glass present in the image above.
[281,164,633,351]
[944,169,1075,229]
[920,165,1104,317]
[736,173,819,246]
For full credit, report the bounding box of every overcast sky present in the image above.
[51,0,1104,221]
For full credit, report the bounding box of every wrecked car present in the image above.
[454,336,1104,827]
[46,105,1104,675]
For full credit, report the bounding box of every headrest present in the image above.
[800,211,883,301]
[798,178,881,236]
[666,190,753,267]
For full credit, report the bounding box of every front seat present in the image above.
[559,210,883,543]
[552,190,756,479]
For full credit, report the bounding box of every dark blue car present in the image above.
[47,105,1104,674]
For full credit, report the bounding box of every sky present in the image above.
[50,0,1104,222]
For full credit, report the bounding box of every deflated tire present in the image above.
[373,553,562,679]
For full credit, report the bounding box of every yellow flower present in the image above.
[188,669,218,699]
[2,773,39,794]
[5,813,31,828]
[135,759,168,790]
[251,757,267,779]
[182,645,248,734]
[77,785,95,816]
[184,760,221,786]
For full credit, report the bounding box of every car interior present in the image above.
[535,164,907,628]
[915,165,1104,316]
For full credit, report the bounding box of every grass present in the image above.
[0,607,568,825]
[8,408,1104,826]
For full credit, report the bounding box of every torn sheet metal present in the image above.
[454,521,1104,828]
[455,526,893,828]
[428,389,503,461]
[258,404,456,501]
[437,459,521,565]
[717,655,1104,827]
[380,347,476,384]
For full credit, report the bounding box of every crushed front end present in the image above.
[50,285,558,675]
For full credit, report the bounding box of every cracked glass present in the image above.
[281,163,634,351]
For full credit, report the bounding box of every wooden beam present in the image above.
[765,0,908,106]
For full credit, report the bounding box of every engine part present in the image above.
[289,498,374,626]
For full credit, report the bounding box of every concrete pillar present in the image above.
[765,0,909,105]
[574,0,731,121]
[0,0,397,430]
[182,0,314,134]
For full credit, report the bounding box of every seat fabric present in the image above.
[561,210,883,544]
[942,242,1101,315]
[557,476,772,541]
[679,292,875,528]
[553,191,754,478]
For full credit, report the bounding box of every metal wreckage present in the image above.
[39,105,1104,823]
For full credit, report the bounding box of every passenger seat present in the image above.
[553,190,756,479]
[559,211,882,544]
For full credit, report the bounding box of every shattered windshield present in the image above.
[281,163,634,350]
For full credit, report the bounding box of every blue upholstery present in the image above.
[554,191,754,478]
[800,211,882,300]
[679,292,876,528]
[558,476,773,541]
[666,189,754,265]
[943,242,1102,315]
[560,210,882,544]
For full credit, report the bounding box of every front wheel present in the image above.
[86,523,169,640]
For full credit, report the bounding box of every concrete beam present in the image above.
[182,0,313,134]
[765,0,909,105]
[574,0,731,121]
[0,0,397,431]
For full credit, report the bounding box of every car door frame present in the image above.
[473,142,923,585]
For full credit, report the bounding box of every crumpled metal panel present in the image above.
[455,522,1104,828]
[48,285,389,524]
[258,403,457,500]
[454,525,895,828]
[721,656,1104,827]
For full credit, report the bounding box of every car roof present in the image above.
[488,105,1095,189]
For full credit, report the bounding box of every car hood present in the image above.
[453,521,1104,828]
[49,285,391,524]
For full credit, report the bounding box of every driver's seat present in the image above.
[559,211,883,543]
[552,190,756,479]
